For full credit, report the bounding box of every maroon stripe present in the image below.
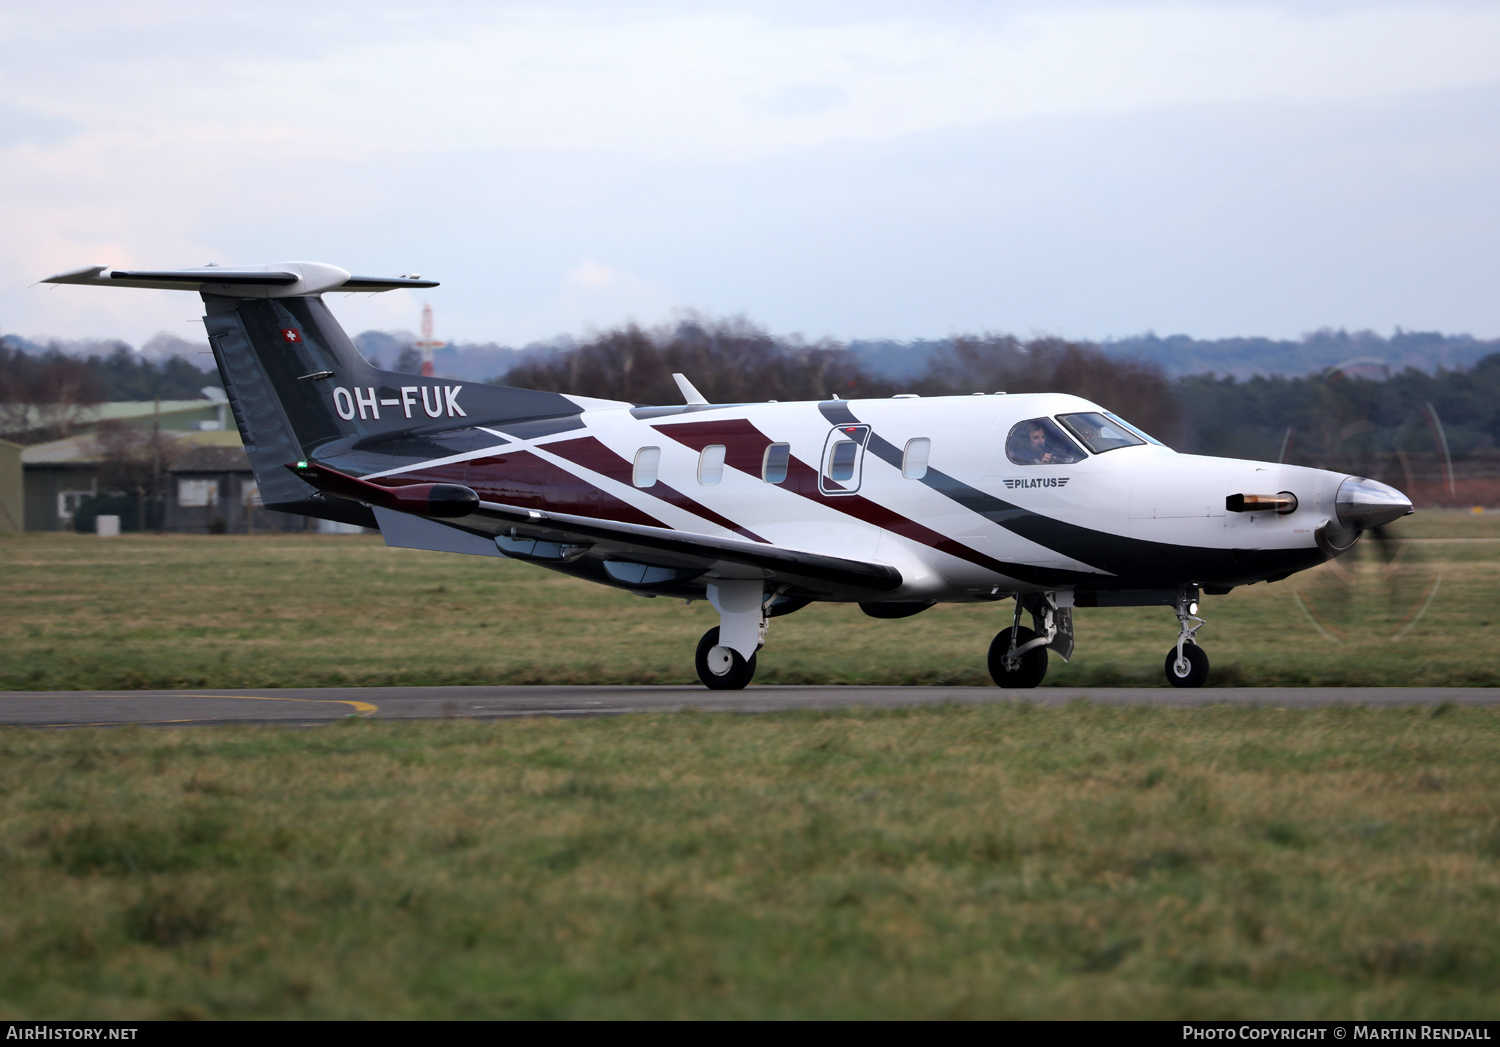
[405,449,668,529]
[543,435,768,543]
[654,418,1023,576]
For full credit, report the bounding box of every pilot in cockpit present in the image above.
[1022,423,1057,464]
[1007,418,1080,466]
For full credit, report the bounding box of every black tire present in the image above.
[988,626,1048,688]
[1164,644,1210,688]
[695,627,757,690]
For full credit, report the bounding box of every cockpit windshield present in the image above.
[1102,411,1166,447]
[1005,417,1086,466]
[1056,412,1147,455]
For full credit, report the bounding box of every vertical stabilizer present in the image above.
[203,294,380,525]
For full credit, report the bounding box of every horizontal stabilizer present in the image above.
[41,261,438,297]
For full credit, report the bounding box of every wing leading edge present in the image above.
[289,461,904,595]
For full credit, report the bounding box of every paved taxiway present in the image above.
[1,686,1496,728]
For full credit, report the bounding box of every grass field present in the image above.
[2,705,1499,1019]
[3,517,1499,1018]
[2,510,1497,689]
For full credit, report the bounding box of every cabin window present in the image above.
[819,424,870,494]
[828,440,858,481]
[632,446,661,487]
[762,443,790,484]
[1005,418,1086,466]
[902,438,931,479]
[698,444,726,485]
[1057,412,1146,455]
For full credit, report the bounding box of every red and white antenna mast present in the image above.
[416,302,445,377]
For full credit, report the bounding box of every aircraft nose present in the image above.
[1335,476,1413,530]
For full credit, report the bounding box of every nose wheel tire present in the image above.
[695,627,758,690]
[1164,644,1210,688]
[988,626,1048,688]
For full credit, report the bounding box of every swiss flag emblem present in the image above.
[281,328,302,344]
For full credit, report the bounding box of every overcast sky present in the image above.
[5,2,1499,348]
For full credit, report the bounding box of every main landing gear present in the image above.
[696,627,757,690]
[988,593,1074,688]
[694,581,769,690]
[1164,587,1209,688]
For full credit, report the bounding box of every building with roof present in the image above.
[16,399,366,533]
[0,398,230,443]
[164,444,311,534]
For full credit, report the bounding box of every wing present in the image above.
[288,461,903,596]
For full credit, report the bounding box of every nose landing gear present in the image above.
[1164,587,1209,688]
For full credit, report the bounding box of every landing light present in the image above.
[1189,601,1199,615]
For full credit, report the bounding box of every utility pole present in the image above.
[151,395,161,533]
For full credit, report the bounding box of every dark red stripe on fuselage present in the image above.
[399,449,667,529]
[542,435,768,542]
[652,418,1042,579]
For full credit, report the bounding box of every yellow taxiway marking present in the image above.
[34,693,379,728]
[179,694,379,716]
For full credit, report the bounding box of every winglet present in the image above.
[672,373,709,405]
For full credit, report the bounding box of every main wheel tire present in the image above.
[1164,643,1210,688]
[988,626,1048,688]
[695,627,758,690]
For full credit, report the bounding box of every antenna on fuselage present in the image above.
[672,373,709,405]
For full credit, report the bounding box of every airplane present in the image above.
[42,260,1415,689]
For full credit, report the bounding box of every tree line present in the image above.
[6,323,1499,473]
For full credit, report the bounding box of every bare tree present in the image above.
[504,315,882,405]
[93,419,181,529]
[914,335,1184,445]
[0,343,104,441]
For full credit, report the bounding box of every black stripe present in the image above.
[827,402,1322,587]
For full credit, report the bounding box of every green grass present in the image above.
[2,705,1499,1018]
[2,511,1497,689]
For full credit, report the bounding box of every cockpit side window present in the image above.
[1057,412,1147,454]
[1005,418,1086,466]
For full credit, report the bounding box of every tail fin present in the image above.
[204,294,592,524]
[203,293,382,524]
[42,261,598,525]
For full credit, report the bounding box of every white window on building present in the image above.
[56,486,95,528]
[178,478,219,508]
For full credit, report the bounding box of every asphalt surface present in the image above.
[0,685,1496,727]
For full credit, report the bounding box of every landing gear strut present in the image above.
[988,592,1073,688]
[694,580,767,690]
[1164,587,1209,688]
